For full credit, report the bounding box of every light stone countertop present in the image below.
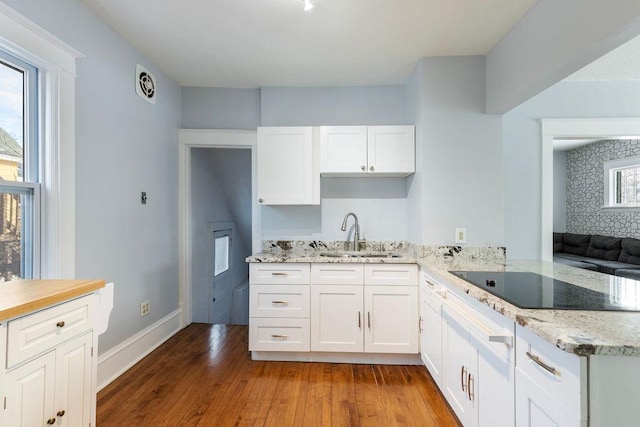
[247,250,640,357]
[418,258,640,357]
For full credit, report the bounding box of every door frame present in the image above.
[540,118,640,260]
[178,129,258,327]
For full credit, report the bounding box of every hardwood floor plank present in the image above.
[97,324,460,427]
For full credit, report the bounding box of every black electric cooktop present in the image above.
[449,271,640,312]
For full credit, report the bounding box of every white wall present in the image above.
[553,150,567,232]
[406,56,504,247]
[1,0,182,354]
[504,81,640,259]
[486,0,640,113]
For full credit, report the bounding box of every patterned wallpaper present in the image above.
[566,139,640,237]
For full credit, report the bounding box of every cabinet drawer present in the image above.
[311,263,363,285]
[250,285,310,318]
[515,325,585,417]
[249,318,310,351]
[7,295,94,368]
[364,264,417,286]
[250,263,310,285]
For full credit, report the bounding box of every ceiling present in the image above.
[79,0,538,88]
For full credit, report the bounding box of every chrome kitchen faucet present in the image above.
[341,212,360,251]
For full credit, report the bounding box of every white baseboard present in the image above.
[96,309,183,391]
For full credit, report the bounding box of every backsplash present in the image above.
[260,240,506,261]
[566,139,640,237]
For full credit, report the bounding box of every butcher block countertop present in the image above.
[0,279,105,321]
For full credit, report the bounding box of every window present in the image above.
[213,230,230,277]
[604,155,640,208]
[0,50,39,280]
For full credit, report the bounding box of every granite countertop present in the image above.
[418,258,640,357]
[246,250,417,264]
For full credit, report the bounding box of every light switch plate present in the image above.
[455,228,466,244]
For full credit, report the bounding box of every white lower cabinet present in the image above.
[310,263,418,354]
[420,267,515,427]
[2,294,97,427]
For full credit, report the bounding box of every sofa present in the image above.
[553,233,640,278]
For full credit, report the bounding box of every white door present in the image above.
[210,227,232,324]
[311,285,363,352]
[319,126,367,173]
[364,285,418,353]
[55,332,93,427]
[367,125,415,174]
[4,350,56,427]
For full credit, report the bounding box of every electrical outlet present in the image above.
[140,301,150,317]
[455,228,467,244]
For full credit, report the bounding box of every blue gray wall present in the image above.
[504,81,640,259]
[3,0,182,354]
[182,87,260,130]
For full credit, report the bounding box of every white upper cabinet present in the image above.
[320,125,415,177]
[257,127,320,205]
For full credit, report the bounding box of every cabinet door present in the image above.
[420,284,443,387]
[367,126,415,175]
[515,368,577,427]
[311,285,363,352]
[364,285,418,353]
[319,126,367,174]
[55,332,93,427]
[475,337,514,427]
[442,307,474,426]
[4,350,56,427]
[257,127,319,205]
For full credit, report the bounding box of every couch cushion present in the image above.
[561,233,591,256]
[553,256,598,270]
[553,233,564,253]
[585,235,622,261]
[554,253,589,262]
[618,238,640,265]
[615,268,640,280]
[578,258,637,275]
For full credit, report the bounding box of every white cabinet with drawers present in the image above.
[2,294,98,427]
[249,263,311,352]
[248,262,420,362]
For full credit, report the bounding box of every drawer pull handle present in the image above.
[56,321,66,328]
[526,351,559,376]
[468,373,474,401]
[461,365,467,392]
[488,335,513,347]
[426,279,437,288]
[271,272,289,277]
[271,300,288,306]
[367,312,371,329]
[47,418,56,425]
[358,311,361,328]
[57,410,66,417]
[419,316,423,333]
[271,334,288,340]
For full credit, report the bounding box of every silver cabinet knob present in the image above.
[369,165,375,172]
[361,165,366,171]
[259,198,264,203]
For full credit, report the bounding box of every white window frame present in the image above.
[603,155,640,209]
[0,3,83,277]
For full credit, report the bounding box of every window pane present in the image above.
[0,187,34,281]
[214,235,229,277]
[0,60,24,182]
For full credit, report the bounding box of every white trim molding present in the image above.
[178,129,258,327]
[97,308,182,391]
[0,2,85,278]
[541,118,640,261]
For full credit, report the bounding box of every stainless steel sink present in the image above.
[319,251,401,258]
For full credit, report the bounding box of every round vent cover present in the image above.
[135,64,156,104]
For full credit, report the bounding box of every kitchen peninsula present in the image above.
[247,243,640,426]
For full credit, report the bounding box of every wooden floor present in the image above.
[97,323,460,426]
